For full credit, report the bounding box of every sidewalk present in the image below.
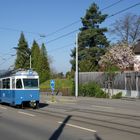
[40,94,77,104]
[40,94,140,116]
[40,94,140,104]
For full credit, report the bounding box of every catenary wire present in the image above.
[37,0,124,38]
[1,1,140,65]
[0,0,124,37]
[45,2,140,45]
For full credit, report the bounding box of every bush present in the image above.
[79,82,108,98]
[112,92,122,99]
[79,83,96,97]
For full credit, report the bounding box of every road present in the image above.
[0,95,140,140]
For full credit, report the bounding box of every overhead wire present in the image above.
[44,2,140,45]
[0,26,45,36]
[0,55,6,60]
[45,2,140,52]
[0,0,125,57]
[48,43,74,52]
[0,0,123,37]
[46,29,78,44]
[38,0,125,54]
[2,1,140,65]
[101,0,123,11]
[108,2,140,18]
[0,48,15,56]
[5,0,136,55]
[0,55,16,66]
[37,0,124,39]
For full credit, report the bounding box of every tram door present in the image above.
[126,76,131,97]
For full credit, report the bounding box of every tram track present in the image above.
[25,106,140,136]
[38,108,140,128]
[44,105,140,121]
[1,103,140,136]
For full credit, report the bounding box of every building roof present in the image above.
[134,40,140,54]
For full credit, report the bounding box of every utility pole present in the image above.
[75,33,78,98]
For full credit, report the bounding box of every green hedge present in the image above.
[72,81,122,99]
[78,82,108,98]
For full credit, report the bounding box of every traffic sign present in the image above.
[50,80,55,91]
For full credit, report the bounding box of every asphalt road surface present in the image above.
[0,96,140,140]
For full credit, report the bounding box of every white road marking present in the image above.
[18,111,35,117]
[92,105,114,109]
[0,106,7,110]
[58,122,96,133]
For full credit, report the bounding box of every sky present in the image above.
[0,0,140,74]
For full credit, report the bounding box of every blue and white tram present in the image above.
[0,69,40,108]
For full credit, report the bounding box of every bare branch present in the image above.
[110,13,140,46]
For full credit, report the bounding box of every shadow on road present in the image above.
[39,103,49,108]
[48,115,72,140]
[94,133,103,140]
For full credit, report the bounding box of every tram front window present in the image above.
[23,79,38,89]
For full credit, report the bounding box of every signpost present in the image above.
[50,80,55,102]
[50,80,55,92]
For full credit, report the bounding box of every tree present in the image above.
[70,3,109,72]
[31,40,41,73]
[57,72,64,78]
[66,71,72,79]
[15,32,30,69]
[38,43,50,83]
[110,13,140,46]
[99,43,135,97]
[99,43,135,71]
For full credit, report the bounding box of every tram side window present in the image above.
[16,79,22,89]
[2,78,10,89]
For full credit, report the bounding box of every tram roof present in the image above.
[0,69,38,78]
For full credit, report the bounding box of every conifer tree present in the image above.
[38,43,50,83]
[71,3,109,71]
[15,32,30,69]
[31,40,40,71]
